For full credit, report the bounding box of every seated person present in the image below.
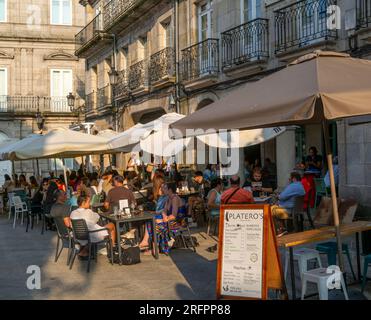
[221,175,254,204]
[305,146,323,173]
[139,182,171,254]
[188,171,209,221]
[207,178,223,217]
[243,167,273,197]
[50,190,71,225]
[271,172,306,236]
[162,182,187,228]
[69,194,116,258]
[104,175,136,213]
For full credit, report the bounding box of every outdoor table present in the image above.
[277,221,371,300]
[253,196,271,204]
[98,211,159,264]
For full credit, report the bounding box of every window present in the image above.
[0,0,6,22]
[50,69,72,112]
[161,19,173,48]
[139,35,148,60]
[51,0,72,25]
[241,0,262,23]
[0,68,7,111]
[198,0,213,41]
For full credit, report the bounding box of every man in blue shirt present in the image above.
[271,172,305,236]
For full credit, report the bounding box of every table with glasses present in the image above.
[98,211,159,264]
[277,221,371,300]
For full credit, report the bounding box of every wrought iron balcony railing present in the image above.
[129,60,148,91]
[181,38,220,82]
[97,85,112,109]
[103,0,139,31]
[149,47,175,84]
[274,0,337,54]
[75,13,104,54]
[113,69,130,100]
[85,91,96,113]
[0,96,72,113]
[221,18,269,69]
[357,0,371,29]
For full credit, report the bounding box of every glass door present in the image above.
[198,0,214,75]
[50,69,72,112]
[0,68,7,111]
[241,0,262,58]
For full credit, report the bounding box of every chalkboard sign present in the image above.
[216,204,286,300]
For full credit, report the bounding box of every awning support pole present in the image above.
[322,121,344,272]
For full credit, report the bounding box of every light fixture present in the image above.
[35,110,44,131]
[67,92,76,112]
[168,93,176,111]
[108,68,119,86]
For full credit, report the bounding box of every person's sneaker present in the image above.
[98,248,108,256]
[168,238,175,248]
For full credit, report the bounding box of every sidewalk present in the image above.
[0,215,370,300]
[0,216,218,300]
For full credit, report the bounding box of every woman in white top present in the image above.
[69,194,116,257]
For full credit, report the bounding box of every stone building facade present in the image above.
[0,0,86,175]
[75,0,371,214]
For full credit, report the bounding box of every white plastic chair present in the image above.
[12,196,28,228]
[7,192,15,220]
[301,267,349,300]
[284,248,322,280]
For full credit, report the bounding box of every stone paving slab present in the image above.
[0,215,370,300]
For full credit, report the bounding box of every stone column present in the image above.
[276,128,296,190]
[26,48,34,95]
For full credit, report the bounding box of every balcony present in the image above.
[85,91,96,114]
[274,0,337,55]
[149,47,175,87]
[221,18,269,71]
[113,69,130,101]
[0,96,74,114]
[129,60,148,93]
[75,13,108,58]
[97,85,112,112]
[103,0,162,34]
[181,39,220,88]
[357,0,371,29]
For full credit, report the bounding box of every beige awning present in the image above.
[2,128,112,160]
[170,51,371,135]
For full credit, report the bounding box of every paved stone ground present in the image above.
[0,214,370,300]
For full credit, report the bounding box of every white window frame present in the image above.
[198,0,213,42]
[50,68,73,112]
[50,0,72,26]
[0,67,8,111]
[0,0,7,23]
[241,0,262,23]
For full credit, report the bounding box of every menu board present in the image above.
[217,205,269,300]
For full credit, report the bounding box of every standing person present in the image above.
[3,174,14,193]
[221,175,254,204]
[103,175,136,213]
[271,172,306,236]
[305,146,323,173]
[304,146,323,207]
[98,168,114,196]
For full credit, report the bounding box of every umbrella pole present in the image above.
[322,121,344,272]
[36,159,40,178]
